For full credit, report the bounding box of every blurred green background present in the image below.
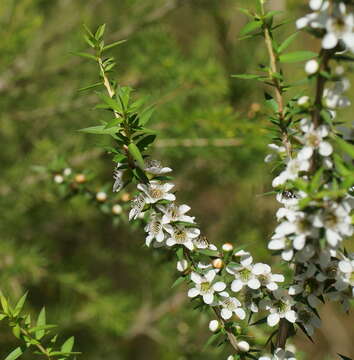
[0,0,353,359]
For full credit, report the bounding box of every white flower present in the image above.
[322,4,354,52]
[299,118,333,158]
[305,59,319,74]
[187,270,226,304]
[273,348,296,360]
[324,78,351,109]
[63,168,72,176]
[297,96,310,107]
[272,156,310,187]
[334,253,354,291]
[164,224,200,250]
[295,304,321,336]
[268,234,294,261]
[177,259,189,272]
[244,287,261,313]
[296,1,329,30]
[252,263,284,291]
[264,143,286,163]
[313,201,353,247]
[129,194,146,221]
[192,235,217,251]
[219,294,246,320]
[112,204,123,215]
[96,191,107,202]
[227,259,261,292]
[208,319,220,332]
[144,159,172,175]
[113,163,124,192]
[157,203,195,224]
[262,289,297,327]
[137,181,176,204]
[54,174,64,184]
[144,214,165,246]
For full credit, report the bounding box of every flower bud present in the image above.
[212,258,224,269]
[63,168,72,176]
[305,59,319,75]
[208,320,220,332]
[121,193,130,202]
[237,340,250,352]
[75,174,86,184]
[222,243,234,252]
[54,174,64,184]
[112,204,123,215]
[227,356,234,360]
[96,191,107,202]
[297,96,310,107]
[177,259,189,272]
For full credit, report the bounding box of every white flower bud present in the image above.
[112,204,122,215]
[54,174,64,184]
[237,340,250,353]
[96,191,107,202]
[177,259,189,272]
[297,96,310,107]
[75,174,86,183]
[222,243,234,252]
[212,258,224,269]
[305,59,319,75]
[227,356,234,360]
[208,319,220,332]
[63,168,72,176]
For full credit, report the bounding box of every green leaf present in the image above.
[137,134,156,151]
[103,39,127,52]
[278,32,298,53]
[197,249,219,257]
[231,74,265,80]
[78,82,102,92]
[104,117,123,129]
[139,106,155,126]
[117,86,132,111]
[97,93,123,113]
[4,347,23,360]
[239,20,262,37]
[338,354,353,360]
[61,336,75,353]
[70,51,97,61]
[13,292,28,317]
[171,276,186,289]
[334,136,354,158]
[36,308,46,340]
[279,51,317,63]
[0,295,9,315]
[78,125,118,136]
[12,324,21,339]
[128,143,145,168]
[95,24,106,40]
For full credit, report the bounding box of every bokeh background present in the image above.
[0,0,353,359]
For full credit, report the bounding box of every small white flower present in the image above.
[165,224,200,250]
[144,214,165,246]
[177,259,189,272]
[324,78,351,109]
[273,348,296,360]
[227,260,261,292]
[129,194,146,221]
[157,203,195,224]
[113,163,124,192]
[138,181,176,204]
[263,289,297,327]
[313,201,353,247]
[334,253,354,291]
[96,191,107,202]
[272,156,310,187]
[188,270,226,304]
[299,118,333,158]
[219,294,246,320]
[268,234,294,261]
[305,59,319,74]
[208,319,220,332]
[264,143,286,163]
[54,174,64,184]
[63,168,72,176]
[144,159,172,175]
[252,263,284,291]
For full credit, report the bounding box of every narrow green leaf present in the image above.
[13,292,28,316]
[139,106,155,125]
[232,74,265,80]
[239,20,262,37]
[95,24,106,40]
[128,143,145,168]
[78,125,118,136]
[0,295,9,314]
[278,33,298,53]
[36,308,46,340]
[78,82,102,92]
[97,93,123,113]
[171,276,186,289]
[71,51,97,61]
[334,136,354,158]
[61,336,75,353]
[4,347,23,360]
[104,117,123,129]
[338,353,353,360]
[279,51,317,63]
[103,39,127,52]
